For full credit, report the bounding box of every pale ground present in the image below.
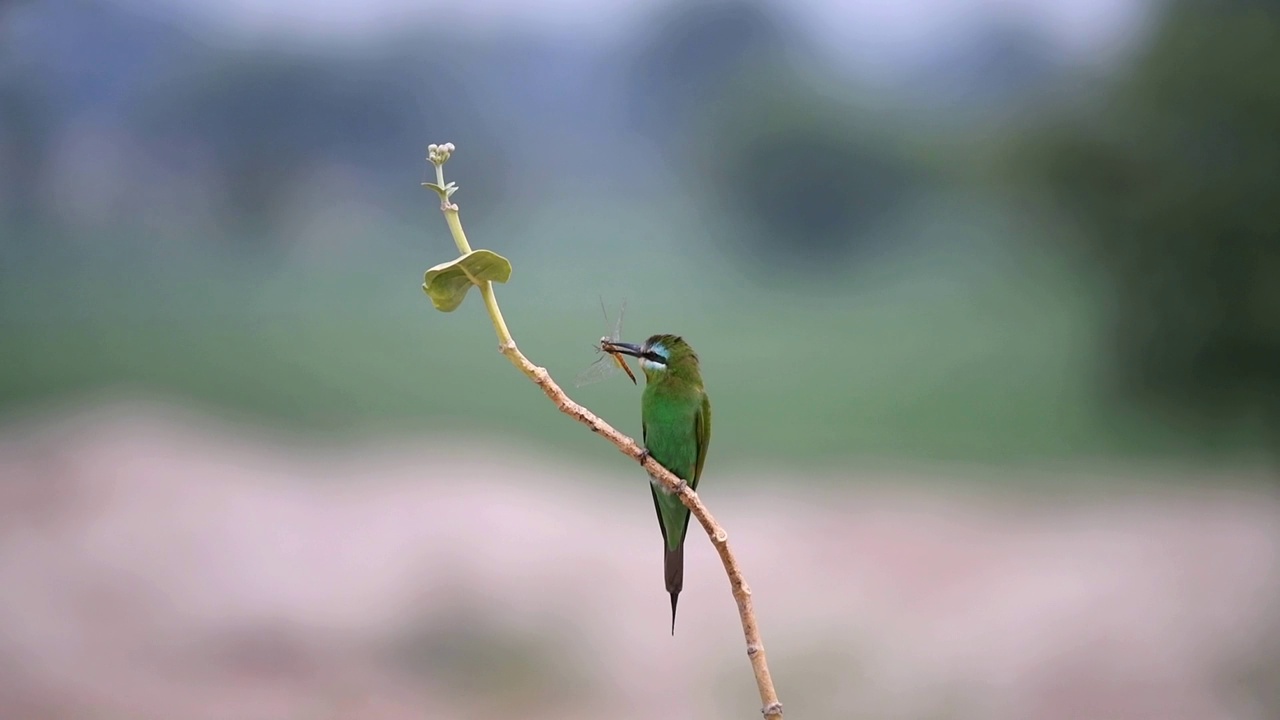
[1,400,1278,720]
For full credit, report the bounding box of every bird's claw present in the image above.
[637,448,651,465]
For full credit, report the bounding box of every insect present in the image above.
[574,298,638,386]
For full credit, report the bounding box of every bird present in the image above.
[601,334,711,635]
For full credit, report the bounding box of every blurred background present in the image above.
[3,0,1280,717]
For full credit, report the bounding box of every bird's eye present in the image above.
[644,343,670,364]
[640,347,668,370]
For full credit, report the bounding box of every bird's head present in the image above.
[603,334,701,385]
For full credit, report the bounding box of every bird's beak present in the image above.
[601,341,644,359]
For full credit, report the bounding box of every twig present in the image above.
[422,143,783,719]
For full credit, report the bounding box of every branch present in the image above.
[421,143,783,719]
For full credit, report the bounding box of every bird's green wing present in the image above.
[643,393,711,551]
[642,419,674,549]
[691,391,711,491]
[668,391,712,550]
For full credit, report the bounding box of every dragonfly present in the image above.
[574,298,638,387]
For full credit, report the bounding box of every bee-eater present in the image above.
[602,334,711,635]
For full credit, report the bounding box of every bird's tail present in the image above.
[665,544,684,636]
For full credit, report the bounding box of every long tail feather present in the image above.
[665,544,684,635]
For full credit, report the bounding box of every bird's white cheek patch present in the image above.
[640,358,666,372]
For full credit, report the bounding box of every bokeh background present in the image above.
[3,0,1280,718]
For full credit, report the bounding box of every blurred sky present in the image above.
[116,0,1152,68]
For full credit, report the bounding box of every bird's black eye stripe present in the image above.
[643,351,666,363]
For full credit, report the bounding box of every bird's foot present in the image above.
[637,448,651,465]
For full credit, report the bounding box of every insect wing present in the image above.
[611,351,638,384]
[613,299,626,342]
[574,299,635,386]
[575,350,623,386]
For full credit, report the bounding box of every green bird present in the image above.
[603,334,711,635]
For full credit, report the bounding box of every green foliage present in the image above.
[422,250,512,312]
[688,65,929,275]
[622,0,797,136]
[1012,0,1280,444]
[126,46,510,253]
[0,239,1221,469]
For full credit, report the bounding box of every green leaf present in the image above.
[421,182,460,200]
[422,249,513,312]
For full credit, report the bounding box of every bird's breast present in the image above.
[641,397,702,481]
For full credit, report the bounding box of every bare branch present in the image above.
[499,348,783,718]
[423,144,783,719]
